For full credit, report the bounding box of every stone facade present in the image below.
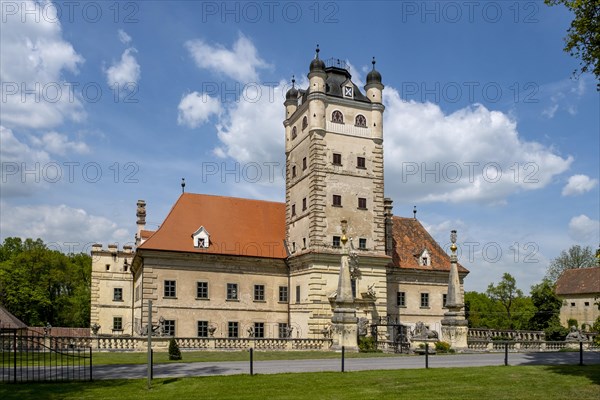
[90,51,469,341]
[556,267,600,329]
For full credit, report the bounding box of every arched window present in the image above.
[291,126,297,139]
[302,116,308,130]
[355,114,367,127]
[331,110,344,124]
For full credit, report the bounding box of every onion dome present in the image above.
[285,76,298,100]
[309,45,325,72]
[366,57,382,85]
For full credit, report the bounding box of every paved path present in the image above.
[92,352,600,380]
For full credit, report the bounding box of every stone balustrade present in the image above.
[88,336,333,352]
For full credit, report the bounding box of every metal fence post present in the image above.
[425,342,429,369]
[504,342,508,366]
[250,348,254,376]
[341,346,345,372]
[579,341,583,366]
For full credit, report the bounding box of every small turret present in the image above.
[365,57,383,103]
[284,76,299,118]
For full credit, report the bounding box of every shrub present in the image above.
[545,324,569,341]
[358,336,381,353]
[567,318,578,328]
[168,338,182,360]
[435,341,451,353]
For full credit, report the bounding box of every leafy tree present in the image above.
[545,245,596,282]
[528,280,563,330]
[465,291,497,328]
[486,273,523,330]
[545,0,600,89]
[0,237,92,327]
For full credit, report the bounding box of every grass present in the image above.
[0,365,598,399]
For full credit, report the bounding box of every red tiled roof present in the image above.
[555,267,600,295]
[390,216,469,273]
[140,230,155,239]
[0,304,27,329]
[138,193,287,258]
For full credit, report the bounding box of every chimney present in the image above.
[136,200,146,246]
[384,197,393,256]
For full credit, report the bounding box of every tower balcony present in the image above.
[326,121,372,138]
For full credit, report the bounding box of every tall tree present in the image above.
[529,280,563,330]
[545,0,600,89]
[487,273,523,330]
[545,245,596,282]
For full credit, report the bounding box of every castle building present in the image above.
[91,50,469,339]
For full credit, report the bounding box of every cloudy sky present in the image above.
[1,1,598,292]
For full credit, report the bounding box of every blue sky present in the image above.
[1,0,598,292]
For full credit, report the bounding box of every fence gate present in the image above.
[371,316,411,353]
[0,328,92,383]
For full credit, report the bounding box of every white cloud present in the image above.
[185,34,268,82]
[562,174,598,196]
[542,104,558,119]
[105,48,141,87]
[29,131,90,156]
[539,76,589,119]
[1,0,85,129]
[568,215,600,243]
[177,92,222,128]
[118,29,132,45]
[383,88,573,204]
[0,201,131,247]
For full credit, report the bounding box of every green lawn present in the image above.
[1,365,598,400]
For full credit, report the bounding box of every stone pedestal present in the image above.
[331,307,358,352]
[440,324,468,349]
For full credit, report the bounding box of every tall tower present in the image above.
[284,49,390,337]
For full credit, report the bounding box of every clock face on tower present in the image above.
[343,86,353,98]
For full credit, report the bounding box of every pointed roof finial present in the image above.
[372,57,376,69]
[181,178,186,194]
[291,75,295,88]
[413,206,417,219]
[315,44,320,58]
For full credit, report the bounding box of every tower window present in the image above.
[358,197,367,209]
[358,238,367,249]
[291,126,297,139]
[302,238,306,248]
[302,198,307,211]
[357,157,366,169]
[291,204,296,217]
[355,114,367,127]
[332,236,341,248]
[295,285,301,303]
[333,195,342,207]
[302,116,308,130]
[332,110,344,124]
[292,165,297,178]
[443,294,448,308]
[332,153,342,165]
[302,157,307,170]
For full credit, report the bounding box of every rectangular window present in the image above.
[295,285,301,303]
[292,242,296,253]
[302,238,306,249]
[254,322,265,338]
[443,294,448,308]
[135,285,140,301]
[292,165,297,178]
[357,156,366,169]
[397,291,406,307]
[358,197,367,209]
[228,321,239,338]
[279,286,288,302]
[332,236,341,248]
[278,323,290,338]
[302,198,307,211]
[421,293,429,308]
[302,157,307,170]
[113,317,123,331]
[333,195,342,207]
[254,284,265,301]
[291,204,296,217]
[164,280,176,298]
[571,302,576,307]
[584,302,590,306]
[358,238,367,250]
[164,320,175,336]
[227,283,238,300]
[197,282,209,299]
[333,153,342,165]
[197,321,208,337]
[113,287,123,301]
[351,279,356,298]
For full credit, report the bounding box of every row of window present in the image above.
[396,291,447,308]
[158,281,301,303]
[331,236,368,249]
[290,113,367,140]
[291,154,367,179]
[570,301,591,307]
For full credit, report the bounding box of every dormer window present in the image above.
[193,226,210,249]
[419,249,431,266]
[332,110,344,124]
